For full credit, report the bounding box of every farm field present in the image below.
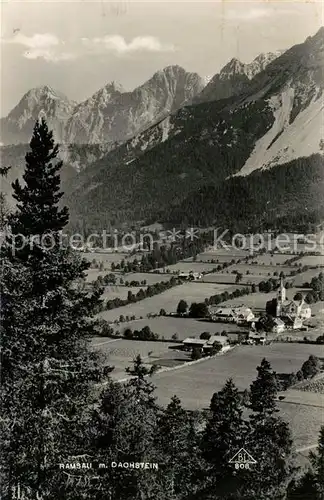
[290,268,322,286]
[83,251,141,265]
[98,282,239,322]
[110,317,245,341]
[221,291,277,311]
[122,272,174,285]
[283,243,324,255]
[201,247,251,258]
[303,302,324,332]
[293,255,324,267]
[157,262,227,274]
[228,263,294,276]
[91,337,185,379]
[253,254,300,266]
[151,343,324,410]
[277,402,324,449]
[101,285,145,301]
[203,273,262,285]
[186,253,242,263]
[85,269,109,283]
[279,389,324,406]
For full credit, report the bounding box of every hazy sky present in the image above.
[1,0,323,115]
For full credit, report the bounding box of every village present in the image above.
[79,234,324,459]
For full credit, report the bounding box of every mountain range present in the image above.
[1,27,323,232]
[0,52,283,147]
[0,66,204,146]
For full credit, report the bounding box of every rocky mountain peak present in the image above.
[0,86,75,144]
[64,65,204,144]
[219,58,246,78]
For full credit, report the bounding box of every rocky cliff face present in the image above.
[195,51,283,103]
[0,86,76,145]
[64,65,204,144]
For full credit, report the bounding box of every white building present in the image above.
[209,307,238,323]
[276,278,311,319]
[235,307,255,323]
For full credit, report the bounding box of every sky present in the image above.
[1,0,323,116]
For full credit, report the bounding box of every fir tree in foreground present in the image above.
[89,357,163,500]
[200,378,249,499]
[245,359,294,500]
[0,119,109,499]
[287,426,324,500]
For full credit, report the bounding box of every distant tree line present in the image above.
[111,236,212,273]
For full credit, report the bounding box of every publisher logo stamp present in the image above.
[228,448,257,470]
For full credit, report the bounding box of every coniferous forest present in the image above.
[1,121,324,500]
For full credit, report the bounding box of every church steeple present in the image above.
[278,277,286,303]
[276,278,286,317]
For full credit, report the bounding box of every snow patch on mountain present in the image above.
[236,86,323,176]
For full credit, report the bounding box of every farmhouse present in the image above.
[182,338,206,350]
[179,271,202,281]
[182,335,228,353]
[202,335,228,354]
[209,306,254,325]
[235,306,255,324]
[209,307,237,323]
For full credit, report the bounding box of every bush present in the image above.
[191,347,202,361]
[301,355,321,379]
[200,332,211,340]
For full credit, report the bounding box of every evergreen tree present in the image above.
[0,166,11,231]
[200,379,248,498]
[287,426,324,500]
[154,396,202,499]
[244,359,294,499]
[287,471,318,499]
[1,119,109,499]
[309,426,324,499]
[90,359,162,500]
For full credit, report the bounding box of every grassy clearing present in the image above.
[101,286,146,301]
[157,262,227,273]
[294,255,324,267]
[202,247,251,258]
[221,291,276,311]
[203,273,262,285]
[278,402,324,449]
[291,269,323,286]
[253,254,300,266]
[121,272,173,284]
[188,253,241,263]
[83,251,142,264]
[91,337,176,379]
[110,317,244,341]
[151,343,324,410]
[85,269,109,283]
[229,264,294,276]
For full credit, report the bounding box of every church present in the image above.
[276,279,311,320]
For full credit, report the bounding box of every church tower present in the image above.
[276,278,286,316]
